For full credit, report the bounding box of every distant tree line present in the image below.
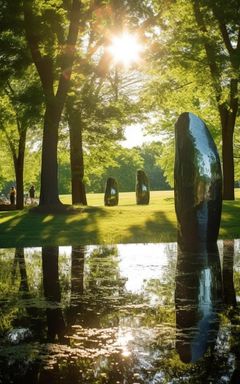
[58,142,171,194]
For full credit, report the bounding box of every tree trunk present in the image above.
[15,248,29,292]
[68,107,87,205]
[222,240,236,306]
[14,128,27,210]
[39,103,62,207]
[23,0,82,210]
[15,162,24,210]
[42,246,66,342]
[222,117,235,200]
[219,98,237,200]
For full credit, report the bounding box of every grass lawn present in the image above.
[0,190,240,247]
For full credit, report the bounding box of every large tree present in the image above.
[0,0,42,209]
[193,0,240,200]
[23,0,84,208]
[143,0,240,200]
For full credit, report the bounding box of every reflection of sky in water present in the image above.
[118,243,176,292]
[22,241,240,297]
[57,243,176,293]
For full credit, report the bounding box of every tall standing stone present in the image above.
[174,112,222,249]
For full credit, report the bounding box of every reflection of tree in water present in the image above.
[12,248,29,292]
[42,246,67,343]
[143,243,176,306]
[65,246,85,328]
[1,248,45,337]
[222,240,240,383]
[66,245,128,329]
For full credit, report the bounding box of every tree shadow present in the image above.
[1,198,240,248]
[0,207,109,248]
[125,210,177,243]
[220,201,240,238]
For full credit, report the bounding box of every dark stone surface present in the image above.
[175,243,223,363]
[104,177,119,206]
[174,112,222,249]
[136,170,150,205]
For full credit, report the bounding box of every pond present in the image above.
[0,241,239,383]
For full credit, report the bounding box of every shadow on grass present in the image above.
[1,198,240,248]
[220,201,240,239]
[0,206,109,248]
[125,210,177,243]
[124,200,240,243]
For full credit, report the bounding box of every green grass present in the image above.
[0,190,240,247]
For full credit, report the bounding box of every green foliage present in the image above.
[0,135,15,192]
[140,142,171,190]
[58,163,71,194]
[0,0,30,82]
[104,147,144,192]
[24,147,41,194]
[85,142,171,192]
[140,0,239,189]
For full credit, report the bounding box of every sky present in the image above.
[120,124,162,148]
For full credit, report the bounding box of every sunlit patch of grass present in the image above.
[42,215,54,223]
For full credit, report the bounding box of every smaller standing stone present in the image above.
[136,170,150,205]
[104,177,119,206]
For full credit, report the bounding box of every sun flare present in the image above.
[108,32,143,67]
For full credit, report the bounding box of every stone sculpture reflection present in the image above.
[136,169,150,205]
[104,177,119,206]
[175,244,223,363]
[174,112,222,249]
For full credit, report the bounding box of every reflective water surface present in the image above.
[0,241,240,383]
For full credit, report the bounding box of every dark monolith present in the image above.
[136,170,150,205]
[174,112,222,249]
[104,177,119,206]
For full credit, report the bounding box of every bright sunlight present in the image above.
[107,32,143,67]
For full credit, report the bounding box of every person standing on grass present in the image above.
[9,186,16,205]
[29,185,35,204]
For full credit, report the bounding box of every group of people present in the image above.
[9,185,35,205]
